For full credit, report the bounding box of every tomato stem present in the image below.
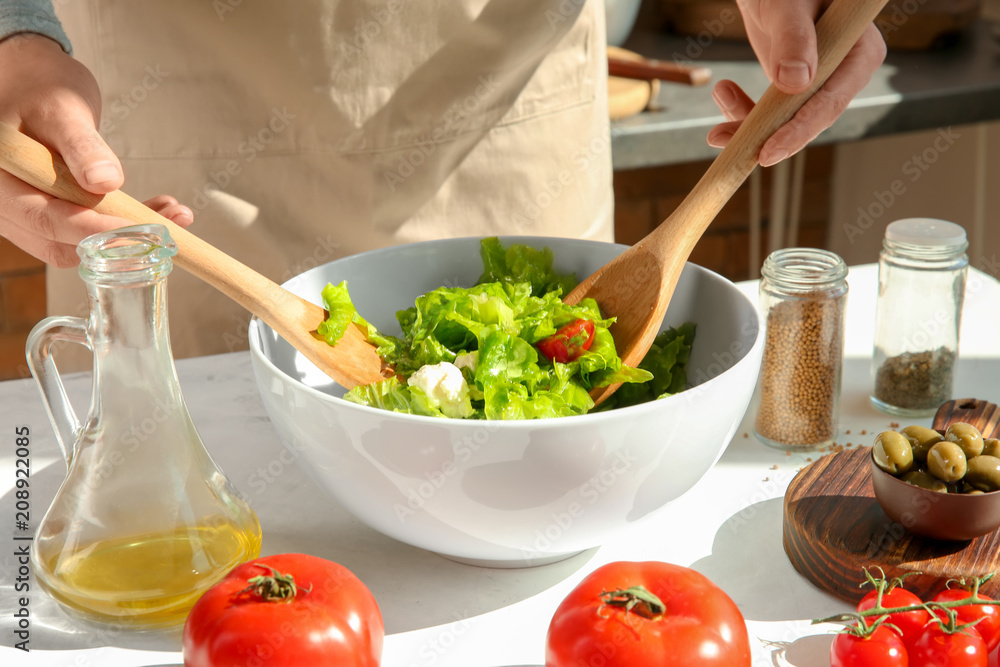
[924,604,986,636]
[814,571,996,628]
[838,614,897,639]
[860,566,921,604]
[598,586,666,620]
[239,565,307,603]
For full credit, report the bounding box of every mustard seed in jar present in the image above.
[753,249,848,451]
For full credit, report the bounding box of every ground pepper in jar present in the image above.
[753,249,848,451]
[873,347,956,412]
[869,218,967,417]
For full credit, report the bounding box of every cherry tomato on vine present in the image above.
[830,624,908,667]
[536,319,595,363]
[857,586,930,651]
[545,561,750,667]
[932,588,1000,652]
[183,553,383,667]
[910,619,987,667]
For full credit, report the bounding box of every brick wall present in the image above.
[0,240,46,381]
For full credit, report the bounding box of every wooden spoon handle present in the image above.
[0,122,384,389]
[646,0,887,263]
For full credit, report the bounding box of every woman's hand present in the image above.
[0,34,192,266]
[707,0,887,166]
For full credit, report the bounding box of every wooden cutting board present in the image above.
[783,399,1000,603]
[607,46,661,120]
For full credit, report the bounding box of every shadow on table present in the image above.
[690,497,846,623]
[689,498,848,665]
[765,634,834,667]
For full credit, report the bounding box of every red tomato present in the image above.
[932,588,1000,652]
[536,319,595,363]
[857,586,930,652]
[910,619,987,667]
[545,561,750,667]
[183,553,383,667]
[830,624,908,667]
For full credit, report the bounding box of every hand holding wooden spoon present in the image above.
[568,0,889,405]
[0,121,388,390]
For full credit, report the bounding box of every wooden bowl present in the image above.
[870,451,1000,542]
[783,400,1000,602]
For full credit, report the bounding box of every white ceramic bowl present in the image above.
[248,236,763,567]
[605,0,642,46]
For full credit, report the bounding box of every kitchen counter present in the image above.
[2,263,1000,666]
[612,19,1000,169]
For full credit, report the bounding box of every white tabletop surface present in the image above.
[2,263,999,666]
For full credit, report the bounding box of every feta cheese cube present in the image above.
[407,362,474,419]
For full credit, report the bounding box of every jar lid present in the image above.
[885,218,967,247]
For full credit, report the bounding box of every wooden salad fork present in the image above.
[0,122,388,390]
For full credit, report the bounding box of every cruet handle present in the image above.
[25,316,91,466]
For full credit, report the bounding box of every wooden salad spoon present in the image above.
[566,0,889,405]
[0,122,388,390]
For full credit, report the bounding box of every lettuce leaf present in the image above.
[328,238,695,419]
[477,236,578,297]
[592,322,697,411]
[343,378,446,417]
[318,280,407,362]
[316,281,357,346]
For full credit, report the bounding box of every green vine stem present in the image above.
[813,570,997,629]
[928,605,985,637]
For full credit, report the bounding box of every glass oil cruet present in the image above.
[26,223,261,629]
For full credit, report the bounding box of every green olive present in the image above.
[901,470,948,493]
[900,425,944,463]
[965,455,1000,492]
[873,431,914,475]
[983,438,1000,458]
[927,441,968,483]
[946,422,985,459]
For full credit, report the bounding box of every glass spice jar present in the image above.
[753,248,848,451]
[870,218,968,417]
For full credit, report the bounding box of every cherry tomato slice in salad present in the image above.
[536,319,596,364]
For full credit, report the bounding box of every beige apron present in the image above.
[49,0,612,366]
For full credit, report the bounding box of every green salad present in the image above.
[317,238,695,420]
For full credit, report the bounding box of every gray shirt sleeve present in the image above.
[0,0,72,53]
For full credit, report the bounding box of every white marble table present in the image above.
[2,263,999,666]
